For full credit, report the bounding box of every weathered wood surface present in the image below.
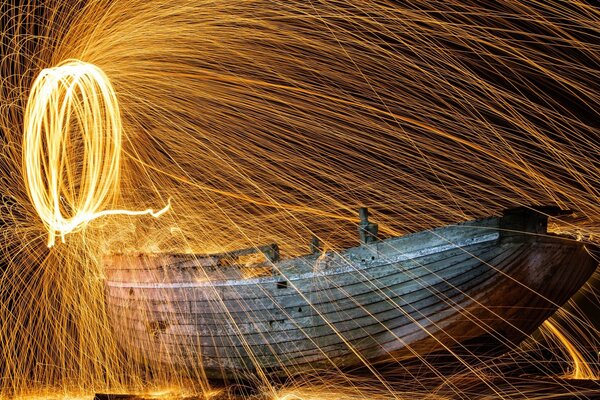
[104,209,598,379]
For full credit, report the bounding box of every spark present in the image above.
[543,320,598,380]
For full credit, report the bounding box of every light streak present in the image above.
[543,320,598,380]
[22,59,170,247]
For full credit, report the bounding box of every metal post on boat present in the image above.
[358,207,378,245]
[264,243,280,263]
[310,235,322,254]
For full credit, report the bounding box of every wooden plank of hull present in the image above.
[108,242,524,365]
[105,239,506,345]
[104,214,598,378]
[106,242,502,332]
[108,259,494,362]
[105,245,504,333]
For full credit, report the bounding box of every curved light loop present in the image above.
[23,59,170,247]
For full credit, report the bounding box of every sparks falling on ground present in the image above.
[0,1,599,399]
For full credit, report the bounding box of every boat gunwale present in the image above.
[105,231,502,288]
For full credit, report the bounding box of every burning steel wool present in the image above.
[23,59,170,247]
[0,1,599,399]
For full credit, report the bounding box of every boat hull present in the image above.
[104,209,598,379]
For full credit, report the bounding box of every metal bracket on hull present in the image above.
[358,207,379,245]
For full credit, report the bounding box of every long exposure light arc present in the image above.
[0,1,599,398]
[22,59,170,247]
[543,319,598,380]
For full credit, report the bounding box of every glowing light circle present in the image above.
[23,59,169,247]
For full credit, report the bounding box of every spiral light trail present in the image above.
[22,59,170,247]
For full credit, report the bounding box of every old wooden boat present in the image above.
[104,207,598,379]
